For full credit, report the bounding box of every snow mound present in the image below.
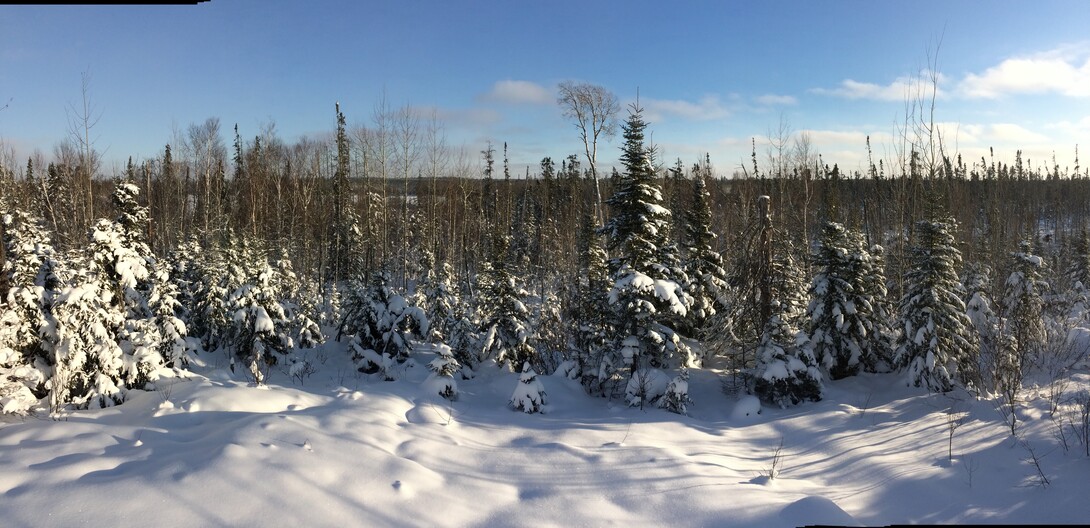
[731,395,762,420]
[779,496,861,527]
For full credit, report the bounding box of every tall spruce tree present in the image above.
[682,167,729,341]
[894,219,978,392]
[569,208,614,394]
[600,102,692,394]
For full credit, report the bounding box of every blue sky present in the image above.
[2,0,1090,176]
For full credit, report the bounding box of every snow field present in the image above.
[0,341,1087,527]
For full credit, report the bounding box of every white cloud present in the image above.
[958,46,1090,99]
[1045,115,1090,136]
[814,44,1090,101]
[984,123,1051,144]
[639,95,730,122]
[810,71,947,102]
[754,94,797,106]
[480,80,554,105]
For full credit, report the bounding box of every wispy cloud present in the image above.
[754,94,797,106]
[957,46,1090,98]
[639,95,730,122]
[981,123,1051,144]
[812,44,1090,102]
[479,80,554,105]
[810,71,947,102]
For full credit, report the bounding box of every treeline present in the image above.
[1,102,1089,416]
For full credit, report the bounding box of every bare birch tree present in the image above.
[557,81,619,224]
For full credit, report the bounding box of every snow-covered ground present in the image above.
[1,342,1087,527]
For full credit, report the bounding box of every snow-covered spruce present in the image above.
[894,219,978,393]
[45,182,181,409]
[600,102,693,394]
[0,210,58,413]
[510,362,546,413]
[997,240,1048,396]
[339,271,427,377]
[753,310,823,408]
[745,234,821,408]
[224,259,294,385]
[275,256,323,349]
[568,208,615,396]
[963,262,1000,390]
[45,273,127,410]
[658,367,693,415]
[1065,229,1090,321]
[806,222,888,380]
[423,344,460,400]
[476,236,536,371]
[415,262,460,344]
[681,164,730,341]
[1003,240,1047,364]
[625,368,670,408]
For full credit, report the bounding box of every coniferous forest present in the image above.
[2,92,1089,417]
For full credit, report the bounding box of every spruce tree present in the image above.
[340,271,427,377]
[894,219,978,392]
[601,102,692,393]
[476,235,535,371]
[682,167,729,341]
[1000,240,1047,388]
[510,362,546,413]
[753,246,822,407]
[424,344,460,400]
[224,248,294,385]
[963,262,1000,391]
[569,208,614,394]
[658,367,693,415]
[88,182,170,390]
[46,262,127,410]
[0,210,58,413]
[806,222,883,379]
[1065,229,1090,320]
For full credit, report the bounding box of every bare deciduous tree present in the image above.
[66,70,102,232]
[557,81,620,223]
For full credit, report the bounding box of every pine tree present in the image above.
[601,102,692,392]
[894,219,978,392]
